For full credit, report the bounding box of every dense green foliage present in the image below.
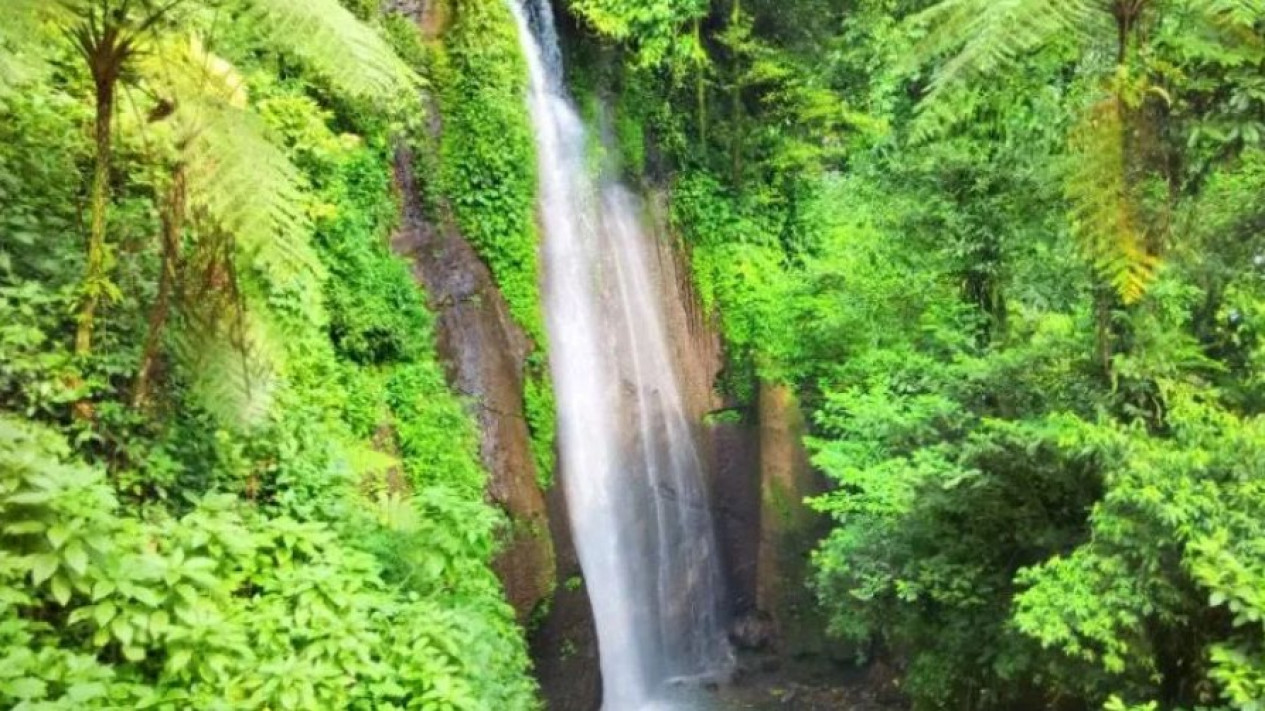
[568,0,1265,709]
[0,2,537,709]
[431,0,543,343]
[6,0,1265,708]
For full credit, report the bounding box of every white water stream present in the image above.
[507,1,734,708]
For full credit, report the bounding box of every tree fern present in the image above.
[134,38,324,426]
[1065,95,1159,304]
[1201,0,1265,27]
[240,0,416,99]
[174,300,282,428]
[907,0,1105,112]
[6,0,413,420]
[4,0,415,99]
[146,38,322,284]
[903,0,1172,304]
[185,105,323,288]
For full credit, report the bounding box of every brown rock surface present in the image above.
[391,145,555,622]
[756,382,830,652]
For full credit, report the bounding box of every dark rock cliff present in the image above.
[645,190,827,657]
[528,476,602,711]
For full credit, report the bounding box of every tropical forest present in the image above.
[0,1,1263,710]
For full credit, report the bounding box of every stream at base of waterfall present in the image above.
[507,0,735,709]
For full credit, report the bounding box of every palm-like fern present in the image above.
[0,0,418,424]
[135,37,328,425]
[1066,96,1158,304]
[146,38,322,283]
[243,0,416,99]
[2,0,414,96]
[907,0,1265,305]
[1203,0,1265,26]
[174,291,283,427]
[908,0,1106,118]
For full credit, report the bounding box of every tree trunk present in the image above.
[729,0,745,189]
[75,53,120,356]
[695,19,708,147]
[1094,281,1114,379]
[132,166,185,409]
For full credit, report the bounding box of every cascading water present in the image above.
[507,1,733,708]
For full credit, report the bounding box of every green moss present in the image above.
[382,11,431,71]
[615,107,647,181]
[432,0,544,348]
[527,590,556,634]
[703,409,744,426]
[763,479,796,526]
[524,366,557,490]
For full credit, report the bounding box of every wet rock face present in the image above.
[643,190,725,423]
[729,612,778,653]
[757,383,832,655]
[642,190,761,615]
[386,0,553,622]
[643,188,828,652]
[529,475,602,711]
[710,419,762,618]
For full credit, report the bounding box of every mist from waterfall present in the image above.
[507,1,733,708]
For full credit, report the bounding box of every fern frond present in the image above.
[1200,0,1265,27]
[375,492,420,532]
[1065,96,1159,304]
[175,299,282,428]
[141,38,324,292]
[1187,0,1265,68]
[907,0,1106,139]
[183,102,324,288]
[135,37,322,428]
[240,0,416,100]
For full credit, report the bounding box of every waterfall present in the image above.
[507,1,733,708]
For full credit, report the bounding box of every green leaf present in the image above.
[112,616,133,646]
[6,519,46,534]
[46,523,70,548]
[93,601,118,627]
[50,573,72,605]
[64,540,88,575]
[168,648,193,673]
[30,552,57,585]
[7,490,53,504]
[4,676,46,699]
[92,580,116,600]
[65,682,108,702]
[68,606,94,625]
[131,586,163,608]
